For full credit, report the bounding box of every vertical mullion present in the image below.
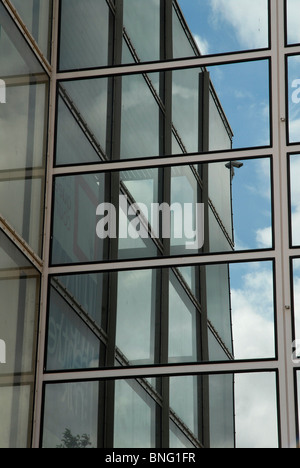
[271,0,296,448]
[104,0,124,448]
[31,0,59,449]
[159,0,173,449]
[198,70,210,447]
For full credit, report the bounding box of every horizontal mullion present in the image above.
[53,148,273,176]
[42,359,280,383]
[56,49,272,81]
[48,249,276,276]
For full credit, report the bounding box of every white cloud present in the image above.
[235,373,279,448]
[290,118,300,143]
[256,226,272,248]
[290,156,300,245]
[230,263,278,447]
[231,265,275,359]
[293,276,300,339]
[193,34,209,55]
[211,0,269,49]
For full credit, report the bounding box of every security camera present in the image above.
[225,161,244,169]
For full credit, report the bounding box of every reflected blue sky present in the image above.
[177,1,272,253]
[178,0,269,55]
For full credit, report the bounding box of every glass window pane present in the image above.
[292,259,300,351]
[169,273,197,363]
[0,3,45,75]
[55,95,103,166]
[229,261,275,360]
[235,372,279,448]
[288,56,300,144]
[176,0,269,56]
[42,381,99,448]
[56,80,109,163]
[295,372,300,442]
[123,0,160,63]
[0,4,48,255]
[286,0,300,45]
[42,372,279,448]
[114,379,156,448]
[59,0,112,70]
[51,158,272,264]
[208,374,235,448]
[47,260,275,370]
[46,286,102,371]
[0,385,33,448]
[121,73,161,159]
[55,64,270,166]
[208,60,270,150]
[10,0,52,59]
[205,263,233,353]
[290,155,300,246]
[0,230,40,448]
[59,0,269,68]
[116,270,156,365]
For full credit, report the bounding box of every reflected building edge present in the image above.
[0,0,295,449]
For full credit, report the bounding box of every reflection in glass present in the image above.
[42,372,279,448]
[51,158,272,265]
[288,57,300,144]
[56,62,270,166]
[286,0,300,45]
[177,0,269,56]
[169,273,197,363]
[0,230,40,448]
[292,259,300,347]
[52,158,273,264]
[42,381,99,448]
[9,0,52,59]
[229,262,275,360]
[58,0,269,68]
[296,372,300,442]
[123,0,160,63]
[59,0,112,70]
[114,379,156,448]
[0,4,49,255]
[116,270,156,365]
[46,286,102,371]
[208,60,270,149]
[290,155,300,246]
[235,372,279,448]
[121,73,161,159]
[46,260,275,371]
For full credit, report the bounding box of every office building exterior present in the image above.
[0,0,300,449]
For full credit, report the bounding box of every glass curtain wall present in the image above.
[2,0,300,449]
[0,230,40,448]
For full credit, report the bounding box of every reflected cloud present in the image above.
[193,34,209,55]
[210,0,269,49]
[256,226,272,248]
[235,373,278,448]
[231,263,275,360]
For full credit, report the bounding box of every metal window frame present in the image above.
[1,0,300,449]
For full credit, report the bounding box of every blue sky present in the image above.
[177,0,272,254]
[177,0,278,447]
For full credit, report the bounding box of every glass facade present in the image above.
[0,0,299,449]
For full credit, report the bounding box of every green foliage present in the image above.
[57,428,93,449]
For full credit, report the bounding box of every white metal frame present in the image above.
[2,0,300,448]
